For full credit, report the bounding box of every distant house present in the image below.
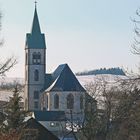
[32,111,66,137]
[19,118,59,140]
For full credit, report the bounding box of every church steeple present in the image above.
[25,2,46,49]
[25,2,46,111]
[31,4,41,35]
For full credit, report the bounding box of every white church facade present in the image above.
[24,6,86,121]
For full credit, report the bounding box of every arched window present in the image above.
[67,94,74,109]
[80,95,83,109]
[34,69,39,81]
[54,94,59,109]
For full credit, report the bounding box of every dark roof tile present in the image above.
[21,118,59,140]
[33,111,66,121]
[47,64,86,92]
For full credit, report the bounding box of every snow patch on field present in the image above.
[77,74,127,86]
[0,75,127,102]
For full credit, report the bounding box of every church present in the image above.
[24,5,86,121]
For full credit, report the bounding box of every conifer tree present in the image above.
[5,84,26,131]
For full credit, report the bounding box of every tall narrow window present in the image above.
[34,69,39,81]
[25,98,28,110]
[34,101,38,109]
[67,94,74,109]
[34,91,39,99]
[46,95,48,109]
[26,53,28,65]
[54,94,59,109]
[80,95,83,109]
[25,70,27,81]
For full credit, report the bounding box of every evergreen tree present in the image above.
[5,85,26,131]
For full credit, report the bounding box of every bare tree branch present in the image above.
[0,56,17,76]
[132,8,140,56]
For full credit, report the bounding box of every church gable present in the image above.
[46,64,86,92]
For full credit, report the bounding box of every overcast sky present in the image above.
[0,0,140,78]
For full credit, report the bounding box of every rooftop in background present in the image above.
[20,118,59,140]
[33,111,66,121]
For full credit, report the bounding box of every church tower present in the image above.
[24,5,46,111]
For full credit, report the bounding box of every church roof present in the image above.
[25,7,46,49]
[21,118,59,140]
[33,111,66,121]
[46,64,86,92]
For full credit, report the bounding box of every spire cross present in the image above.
[35,1,37,8]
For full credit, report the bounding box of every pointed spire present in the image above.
[35,1,37,8]
[31,2,41,35]
[25,1,46,49]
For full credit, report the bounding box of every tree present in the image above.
[5,84,26,131]
[0,83,26,138]
[0,130,19,140]
[78,82,100,140]
[80,99,99,140]
[131,8,140,55]
[95,80,119,140]
[0,11,17,77]
[0,8,17,136]
[111,85,140,140]
[81,77,122,140]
